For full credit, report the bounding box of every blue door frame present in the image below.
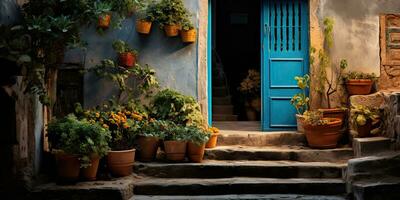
[207,0,309,130]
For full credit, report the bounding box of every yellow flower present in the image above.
[132,113,143,121]
[95,112,100,118]
[123,123,130,129]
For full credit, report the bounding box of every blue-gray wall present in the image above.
[0,0,20,25]
[64,0,200,108]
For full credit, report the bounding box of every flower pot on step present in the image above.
[55,153,80,183]
[187,142,205,163]
[118,52,136,68]
[304,118,343,149]
[164,141,187,161]
[164,25,180,37]
[246,109,257,121]
[346,79,373,95]
[136,20,152,34]
[181,29,197,43]
[137,136,159,162]
[205,132,219,148]
[107,149,135,177]
[98,14,111,29]
[356,120,372,138]
[296,114,305,133]
[81,155,100,181]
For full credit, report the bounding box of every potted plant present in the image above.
[303,111,343,149]
[205,126,220,148]
[291,74,310,133]
[136,119,168,162]
[93,1,113,29]
[180,18,196,43]
[350,105,380,138]
[112,40,138,68]
[135,1,157,34]
[343,71,376,95]
[163,122,188,162]
[186,126,211,163]
[156,0,189,37]
[47,114,111,182]
[123,0,144,16]
[238,69,261,121]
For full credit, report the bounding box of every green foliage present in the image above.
[112,40,138,55]
[155,0,190,27]
[303,111,329,126]
[150,89,204,126]
[343,71,377,81]
[323,18,334,49]
[47,114,111,168]
[350,105,380,128]
[186,126,211,146]
[137,0,158,22]
[181,13,195,31]
[139,119,170,138]
[163,122,189,141]
[291,74,310,115]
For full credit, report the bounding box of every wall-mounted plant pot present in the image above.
[205,132,219,148]
[181,29,197,43]
[107,149,135,177]
[296,114,305,133]
[98,14,111,29]
[319,108,347,122]
[81,155,100,181]
[136,20,152,34]
[346,79,373,95]
[137,136,159,162]
[118,52,136,68]
[164,141,187,162]
[55,153,80,183]
[187,142,206,163]
[356,120,372,138]
[304,118,343,149]
[164,25,180,37]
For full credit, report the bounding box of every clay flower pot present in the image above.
[107,149,135,177]
[118,52,136,68]
[81,155,100,181]
[137,136,159,162]
[181,29,197,43]
[187,142,206,163]
[98,14,111,29]
[346,79,373,95]
[136,20,152,34]
[356,120,372,138]
[163,141,187,162]
[319,108,347,122]
[304,118,343,149]
[246,109,257,121]
[164,25,180,37]
[205,132,219,148]
[296,114,305,133]
[55,153,80,183]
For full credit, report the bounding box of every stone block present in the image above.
[349,93,385,108]
[353,137,391,157]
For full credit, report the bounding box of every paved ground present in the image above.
[132,194,346,200]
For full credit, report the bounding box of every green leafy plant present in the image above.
[350,105,380,128]
[137,0,157,22]
[139,119,169,138]
[155,0,190,27]
[186,126,211,146]
[112,40,138,55]
[343,71,377,81]
[303,111,329,126]
[92,1,112,17]
[163,122,189,141]
[291,74,310,115]
[47,114,111,168]
[150,89,204,126]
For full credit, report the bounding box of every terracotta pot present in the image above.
[136,20,152,34]
[55,153,80,183]
[319,108,347,121]
[187,142,205,163]
[304,118,343,149]
[118,52,136,68]
[164,25,180,37]
[181,29,197,43]
[205,133,219,148]
[250,98,261,112]
[98,14,111,29]
[107,149,135,177]
[137,136,159,162]
[356,120,372,138]
[163,141,187,161]
[246,109,257,121]
[81,155,100,181]
[346,79,373,95]
[296,114,305,133]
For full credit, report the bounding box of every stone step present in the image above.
[213,96,232,105]
[213,105,234,115]
[205,146,354,162]
[134,177,346,196]
[134,160,346,179]
[133,194,346,200]
[352,178,400,200]
[213,87,229,97]
[212,114,238,121]
[217,131,307,146]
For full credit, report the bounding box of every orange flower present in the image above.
[103,124,109,129]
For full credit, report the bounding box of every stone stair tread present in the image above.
[209,145,352,152]
[132,194,346,200]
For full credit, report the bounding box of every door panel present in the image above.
[262,0,309,130]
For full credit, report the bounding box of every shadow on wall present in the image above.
[0,0,20,25]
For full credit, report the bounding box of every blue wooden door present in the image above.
[262,0,309,131]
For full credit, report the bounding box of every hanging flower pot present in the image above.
[107,149,136,177]
[346,79,373,95]
[55,153,80,183]
[81,155,100,181]
[164,24,180,37]
[118,52,136,68]
[137,136,159,162]
[187,142,205,163]
[181,29,197,43]
[136,20,153,34]
[304,118,343,149]
[164,141,187,162]
[98,14,112,29]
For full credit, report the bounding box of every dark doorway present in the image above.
[212,0,261,122]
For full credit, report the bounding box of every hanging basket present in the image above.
[136,20,152,34]
[164,25,180,37]
[181,29,197,43]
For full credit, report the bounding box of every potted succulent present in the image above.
[205,126,220,148]
[180,18,196,43]
[135,1,157,34]
[303,111,343,149]
[238,69,261,121]
[350,105,380,138]
[136,119,168,162]
[47,114,111,182]
[93,1,113,29]
[156,0,189,37]
[112,40,138,69]
[186,126,211,163]
[163,122,188,162]
[343,71,376,95]
[290,74,310,133]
